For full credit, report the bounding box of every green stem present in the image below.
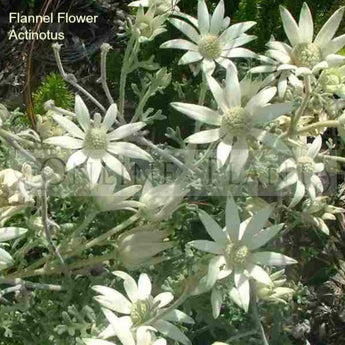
[296,120,338,135]
[100,44,115,105]
[251,285,269,345]
[318,153,345,163]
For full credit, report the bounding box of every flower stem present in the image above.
[100,43,115,106]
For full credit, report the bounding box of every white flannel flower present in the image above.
[92,170,142,212]
[129,0,180,15]
[160,0,257,75]
[250,3,345,96]
[133,5,168,43]
[93,271,193,345]
[188,197,297,312]
[277,136,324,208]
[83,324,166,345]
[44,95,153,184]
[0,227,27,270]
[171,65,292,177]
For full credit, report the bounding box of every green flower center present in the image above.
[137,20,153,38]
[130,299,154,326]
[220,107,250,137]
[225,243,251,266]
[297,156,315,178]
[83,127,107,152]
[291,43,322,69]
[198,34,222,60]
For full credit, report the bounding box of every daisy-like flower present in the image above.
[277,136,324,208]
[93,271,193,345]
[160,0,257,75]
[188,196,297,312]
[83,323,166,345]
[250,3,345,95]
[44,95,153,184]
[133,5,168,43]
[0,227,27,270]
[92,170,142,212]
[129,0,180,15]
[171,64,293,177]
[117,225,175,269]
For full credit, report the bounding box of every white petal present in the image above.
[314,163,324,173]
[171,103,222,126]
[225,64,241,108]
[266,49,291,64]
[107,142,152,162]
[199,209,227,244]
[52,114,85,139]
[113,271,138,303]
[307,135,322,158]
[211,288,223,319]
[102,309,135,345]
[241,204,275,244]
[210,0,225,35]
[234,269,250,312]
[277,170,298,190]
[251,129,290,154]
[245,87,276,116]
[298,3,313,43]
[154,320,191,345]
[0,248,13,266]
[219,22,256,44]
[169,18,200,43]
[216,138,233,168]
[207,255,226,287]
[278,72,288,99]
[229,137,249,179]
[253,102,293,125]
[249,66,277,74]
[198,0,210,35]
[92,286,131,313]
[87,157,102,185]
[185,129,220,144]
[289,179,305,207]
[202,59,216,76]
[245,224,284,251]
[311,175,323,192]
[251,251,297,266]
[226,196,241,242]
[314,7,345,49]
[161,38,199,51]
[162,309,194,324]
[178,51,203,65]
[306,182,316,201]
[103,104,118,130]
[188,240,223,254]
[324,34,345,56]
[266,41,292,55]
[102,153,130,181]
[279,5,301,46]
[82,339,114,345]
[206,74,228,112]
[0,227,27,242]
[246,264,273,286]
[66,149,88,171]
[44,136,83,149]
[223,35,257,50]
[222,47,257,59]
[138,273,152,299]
[108,122,146,141]
[75,95,90,132]
[153,292,174,308]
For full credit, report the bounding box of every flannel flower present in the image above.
[277,136,324,208]
[44,95,152,184]
[93,271,193,345]
[250,3,345,97]
[83,324,166,345]
[0,227,27,270]
[188,197,297,312]
[129,0,180,15]
[172,64,292,177]
[160,0,257,75]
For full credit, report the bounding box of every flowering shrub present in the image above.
[1,1,345,344]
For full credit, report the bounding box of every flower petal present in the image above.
[210,0,224,35]
[202,59,216,76]
[188,240,223,254]
[277,170,298,190]
[138,273,152,299]
[107,142,152,162]
[245,223,284,251]
[154,320,191,345]
[229,137,249,179]
[216,138,233,168]
[86,157,102,185]
[162,309,194,324]
[92,286,131,313]
[102,153,131,181]
[185,129,220,144]
[279,5,301,46]
[168,19,200,43]
[51,114,85,139]
[75,95,90,132]
[253,103,293,125]
[153,292,174,308]
[245,87,277,116]
[246,263,273,286]
[103,104,118,130]
[0,227,27,242]
[289,179,305,207]
[219,22,256,44]
[234,268,250,312]
[251,251,297,266]
[113,271,138,303]
[44,136,83,149]
[108,122,146,141]
[225,64,241,108]
[207,255,226,287]
[199,209,227,244]
[206,74,228,112]
[178,51,203,65]
[66,149,88,171]
[299,3,313,43]
[226,196,241,242]
[198,0,210,35]
[307,135,322,158]
[211,288,223,319]
[161,38,199,51]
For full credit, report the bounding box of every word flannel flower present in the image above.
[44,95,153,184]
[83,323,167,345]
[189,197,297,312]
[0,227,27,270]
[129,0,180,15]
[277,136,324,208]
[250,3,345,90]
[93,271,193,345]
[172,65,292,177]
[160,0,257,75]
